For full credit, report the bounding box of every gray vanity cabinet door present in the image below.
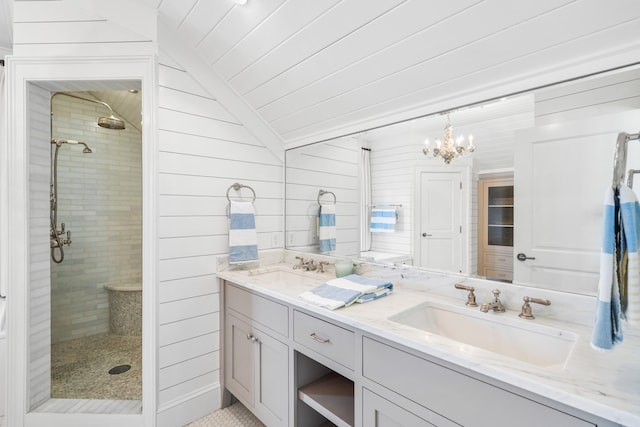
[225,313,255,407]
[252,326,289,427]
[363,388,447,427]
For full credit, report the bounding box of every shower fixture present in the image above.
[52,92,126,130]
[49,139,94,263]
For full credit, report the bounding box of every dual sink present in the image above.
[244,266,577,370]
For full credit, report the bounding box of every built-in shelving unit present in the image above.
[298,372,354,427]
[478,177,514,282]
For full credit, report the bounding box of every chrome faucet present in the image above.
[480,289,506,313]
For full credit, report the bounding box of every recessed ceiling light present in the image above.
[235,0,247,5]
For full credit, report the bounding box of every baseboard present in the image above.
[156,383,221,427]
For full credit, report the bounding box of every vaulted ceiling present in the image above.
[3,0,640,148]
[143,0,640,146]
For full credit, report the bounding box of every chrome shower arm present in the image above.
[52,92,116,116]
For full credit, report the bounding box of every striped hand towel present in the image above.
[318,204,336,253]
[590,185,640,350]
[618,185,640,325]
[299,274,393,310]
[370,208,397,233]
[228,200,258,264]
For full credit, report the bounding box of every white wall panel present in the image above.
[159,313,219,347]
[27,82,52,410]
[159,275,219,305]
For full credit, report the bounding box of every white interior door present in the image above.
[418,171,463,272]
[514,110,640,294]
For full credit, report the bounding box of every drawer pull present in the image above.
[310,332,330,343]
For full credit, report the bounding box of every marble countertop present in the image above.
[217,260,640,426]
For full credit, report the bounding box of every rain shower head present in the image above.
[52,92,126,130]
[98,114,126,130]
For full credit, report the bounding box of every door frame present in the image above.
[413,165,472,275]
[2,56,157,427]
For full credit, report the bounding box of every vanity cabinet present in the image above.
[293,310,355,427]
[224,283,289,427]
[362,336,595,427]
[478,178,514,281]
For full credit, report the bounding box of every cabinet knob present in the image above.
[422,233,432,237]
[246,334,259,343]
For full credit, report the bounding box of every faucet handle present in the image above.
[492,289,501,301]
[454,283,478,307]
[519,296,551,320]
[318,261,329,273]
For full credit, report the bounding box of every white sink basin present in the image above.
[389,302,577,369]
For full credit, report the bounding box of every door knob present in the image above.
[516,253,535,262]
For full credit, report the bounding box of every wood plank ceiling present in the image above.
[96,1,640,146]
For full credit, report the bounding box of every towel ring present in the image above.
[318,189,336,205]
[226,182,256,203]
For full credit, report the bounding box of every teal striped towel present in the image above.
[300,274,393,310]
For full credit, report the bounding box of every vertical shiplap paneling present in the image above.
[50,94,142,344]
[156,51,284,415]
[285,136,360,255]
[28,83,53,409]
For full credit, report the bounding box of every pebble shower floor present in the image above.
[51,332,142,400]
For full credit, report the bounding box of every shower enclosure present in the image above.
[49,91,143,403]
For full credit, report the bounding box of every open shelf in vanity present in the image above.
[298,371,354,427]
[295,345,355,427]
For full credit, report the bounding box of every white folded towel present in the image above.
[370,208,397,233]
[318,204,336,253]
[299,274,393,310]
[228,200,258,264]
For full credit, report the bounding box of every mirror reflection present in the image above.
[285,65,640,296]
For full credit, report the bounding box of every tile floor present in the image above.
[186,402,265,427]
[51,332,142,400]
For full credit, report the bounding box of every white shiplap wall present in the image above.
[156,51,284,425]
[285,136,360,256]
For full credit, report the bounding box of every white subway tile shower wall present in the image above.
[50,94,142,344]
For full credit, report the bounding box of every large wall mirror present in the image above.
[285,64,640,296]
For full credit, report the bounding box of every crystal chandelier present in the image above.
[422,114,475,164]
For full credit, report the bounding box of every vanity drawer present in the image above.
[484,253,512,269]
[484,267,513,282]
[362,337,594,427]
[225,282,289,337]
[293,310,355,370]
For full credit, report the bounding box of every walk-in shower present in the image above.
[49,92,126,263]
[48,89,143,406]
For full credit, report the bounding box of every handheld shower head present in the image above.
[51,139,94,153]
